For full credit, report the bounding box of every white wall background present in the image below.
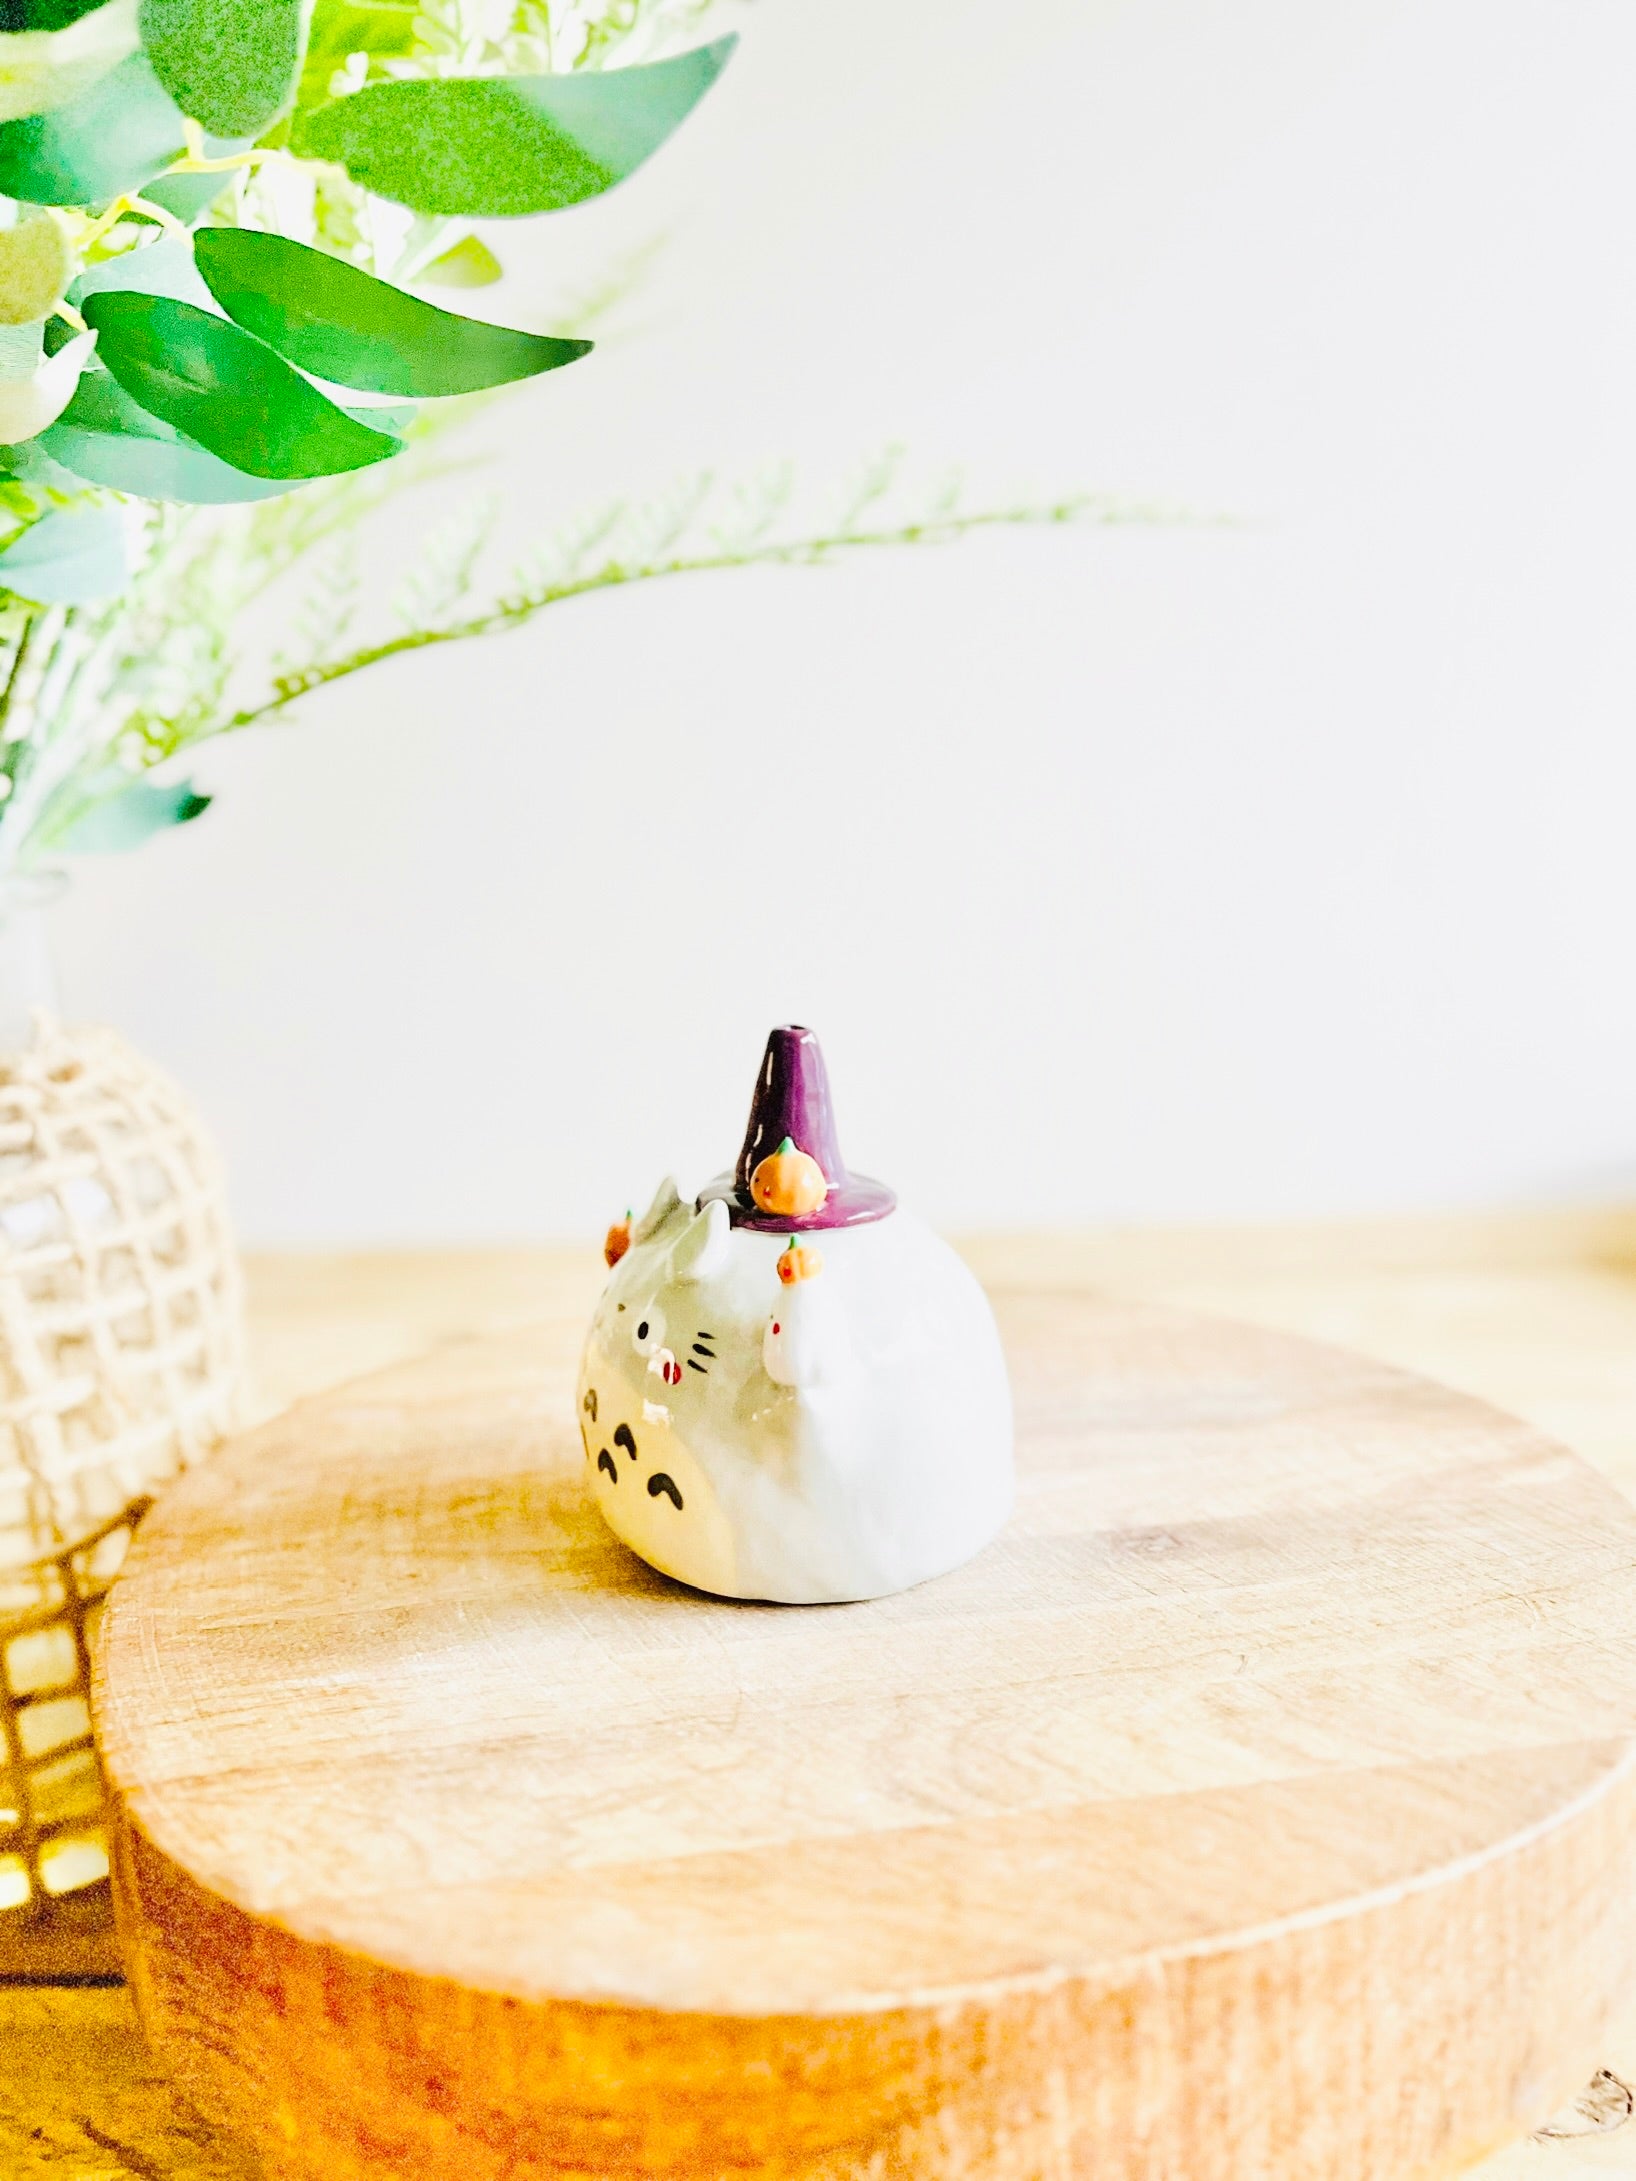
[47,0,1636,1244]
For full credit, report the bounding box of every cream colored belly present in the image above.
[580,1357,737,1595]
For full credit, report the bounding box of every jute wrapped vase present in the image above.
[0,1013,244,1972]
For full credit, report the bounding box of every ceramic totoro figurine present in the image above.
[577,1025,1013,1603]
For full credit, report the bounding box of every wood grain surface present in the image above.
[0,1986,254,2180]
[94,1278,1636,2181]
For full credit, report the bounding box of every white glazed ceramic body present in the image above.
[576,1187,1013,1603]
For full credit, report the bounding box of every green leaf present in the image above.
[138,159,229,223]
[72,229,211,305]
[339,399,410,434]
[0,498,124,600]
[80,288,402,478]
[0,45,182,201]
[193,228,589,397]
[414,233,501,289]
[0,318,40,379]
[0,320,93,438]
[47,771,209,853]
[0,4,116,29]
[0,0,137,124]
[41,366,301,500]
[0,428,82,489]
[296,0,412,113]
[0,212,72,323]
[289,36,736,217]
[137,0,309,136]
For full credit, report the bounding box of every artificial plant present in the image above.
[0,448,1129,873]
[0,0,732,525]
[0,1,1146,880]
[0,0,734,860]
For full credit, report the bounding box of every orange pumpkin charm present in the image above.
[750,1135,829,1218]
[603,1214,632,1268]
[776,1239,824,1285]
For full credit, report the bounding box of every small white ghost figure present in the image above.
[577,1181,1013,1604]
[761,1247,841,1388]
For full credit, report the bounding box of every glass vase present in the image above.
[0,872,62,1053]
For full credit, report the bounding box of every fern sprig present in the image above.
[206,486,1176,741]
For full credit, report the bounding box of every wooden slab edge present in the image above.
[108,1735,1636,2181]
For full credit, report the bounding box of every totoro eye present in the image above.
[632,1308,665,1356]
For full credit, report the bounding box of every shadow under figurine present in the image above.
[577,1025,1014,1603]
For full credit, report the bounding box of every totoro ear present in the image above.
[632,1175,683,1245]
[671,1196,731,1282]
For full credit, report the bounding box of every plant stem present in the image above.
[212,496,1150,738]
[0,609,36,741]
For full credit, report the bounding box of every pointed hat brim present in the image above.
[699,1024,896,1232]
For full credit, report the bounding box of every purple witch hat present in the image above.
[699,1026,896,1232]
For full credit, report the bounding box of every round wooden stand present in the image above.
[95,1296,1636,2181]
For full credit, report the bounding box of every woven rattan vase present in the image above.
[0,1006,244,1972]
